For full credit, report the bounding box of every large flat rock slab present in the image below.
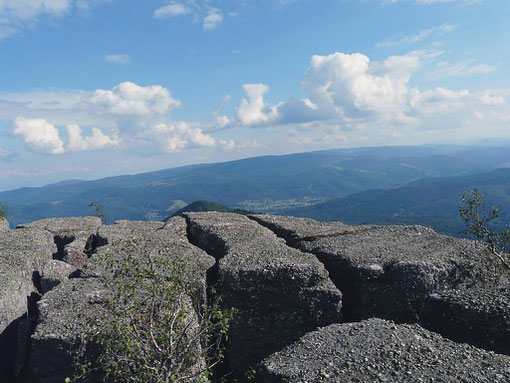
[25,217,215,383]
[250,215,492,317]
[250,214,509,355]
[258,318,510,383]
[185,212,343,381]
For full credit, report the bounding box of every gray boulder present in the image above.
[185,212,343,381]
[258,318,510,382]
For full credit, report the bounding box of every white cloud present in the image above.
[477,91,506,106]
[237,84,278,126]
[4,82,215,155]
[154,3,191,18]
[377,23,457,48]
[66,124,120,152]
[430,61,496,79]
[105,54,130,64]
[220,139,236,151]
[409,87,470,114]
[13,117,65,154]
[154,1,228,31]
[203,8,223,30]
[0,0,104,40]
[302,52,420,121]
[90,82,181,116]
[152,122,215,152]
[216,115,231,129]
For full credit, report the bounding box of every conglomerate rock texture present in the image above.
[0,213,508,383]
[249,214,510,355]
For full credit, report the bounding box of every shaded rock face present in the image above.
[0,217,102,383]
[1,213,509,383]
[249,214,510,356]
[184,212,343,381]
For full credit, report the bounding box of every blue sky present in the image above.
[0,0,509,190]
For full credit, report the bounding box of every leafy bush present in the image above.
[0,201,7,220]
[459,188,510,271]
[89,201,107,224]
[73,236,234,382]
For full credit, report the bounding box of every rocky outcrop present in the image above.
[1,213,509,383]
[0,225,55,382]
[19,217,103,268]
[25,217,214,383]
[185,212,343,381]
[249,214,510,355]
[258,318,510,382]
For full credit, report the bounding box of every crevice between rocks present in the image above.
[0,293,41,383]
[52,235,75,261]
[248,215,510,357]
[183,216,235,383]
[247,215,359,322]
[6,231,109,383]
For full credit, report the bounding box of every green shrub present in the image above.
[459,188,510,271]
[0,201,7,220]
[74,237,235,382]
[89,201,107,224]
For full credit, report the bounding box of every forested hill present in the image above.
[3,144,510,228]
[287,167,510,237]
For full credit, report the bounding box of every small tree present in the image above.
[89,201,107,224]
[459,188,510,271]
[0,201,7,220]
[73,237,234,383]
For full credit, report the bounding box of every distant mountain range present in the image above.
[287,167,510,237]
[2,144,510,229]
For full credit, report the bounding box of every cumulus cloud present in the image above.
[229,51,508,144]
[90,82,181,116]
[12,118,119,154]
[66,124,120,152]
[3,82,219,155]
[154,3,191,18]
[105,54,130,64]
[237,84,278,126]
[302,52,420,121]
[151,122,215,152]
[13,117,65,154]
[203,8,223,30]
